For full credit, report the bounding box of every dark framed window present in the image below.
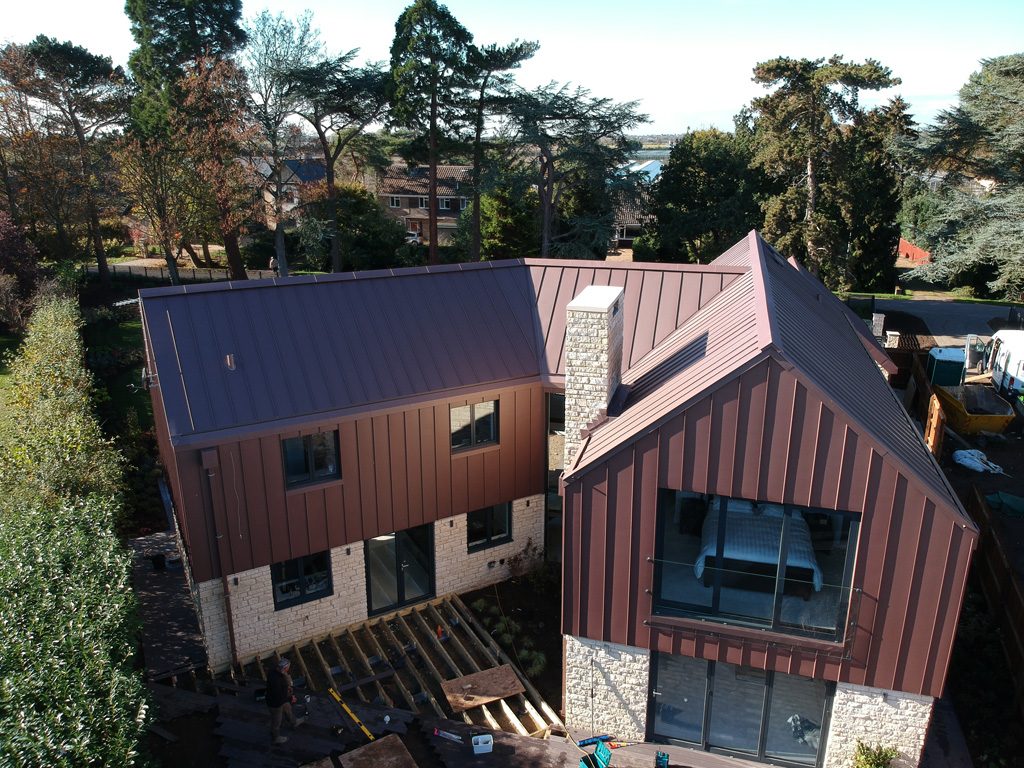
[282,431,340,488]
[417,196,428,209]
[389,196,401,208]
[271,551,332,609]
[652,490,859,641]
[439,197,452,210]
[450,400,499,450]
[467,503,512,552]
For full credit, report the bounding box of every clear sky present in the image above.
[4,0,1023,134]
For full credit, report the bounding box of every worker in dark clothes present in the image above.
[267,657,305,744]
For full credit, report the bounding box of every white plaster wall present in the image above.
[434,494,545,595]
[195,541,368,671]
[564,635,650,742]
[823,682,934,768]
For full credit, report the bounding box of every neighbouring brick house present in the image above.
[374,163,471,242]
[140,230,975,768]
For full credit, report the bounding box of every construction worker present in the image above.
[267,657,304,744]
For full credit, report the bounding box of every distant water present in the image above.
[633,148,671,161]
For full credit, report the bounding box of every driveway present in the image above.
[876,299,1011,347]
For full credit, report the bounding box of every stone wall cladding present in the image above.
[563,291,624,469]
[435,494,546,596]
[195,578,231,670]
[823,682,934,768]
[564,634,649,743]
[196,541,369,672]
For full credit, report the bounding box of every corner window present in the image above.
[389,196,401,208]
[467,503,512,552]
[459,197,468,210]
[652,490,859,641]
[282,431,340,488]
[439,197,452,210]
[450,400,499,450]
[417,196,428,209]
[271,551,332,609]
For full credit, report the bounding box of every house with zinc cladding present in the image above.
[139,230,975,768]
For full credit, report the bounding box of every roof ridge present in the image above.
[747,229,780,351]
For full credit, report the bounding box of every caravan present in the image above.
[985,330,1024,397]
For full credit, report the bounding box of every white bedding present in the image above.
[693,499,823,591]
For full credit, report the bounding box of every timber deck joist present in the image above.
[224,595,564,739]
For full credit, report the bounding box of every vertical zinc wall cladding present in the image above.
[180,382,546,583]
[562,356,975,698]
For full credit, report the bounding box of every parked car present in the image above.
[986,329,1024,396]
[405,231,422,244]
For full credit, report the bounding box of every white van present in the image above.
[985,329,1024,396]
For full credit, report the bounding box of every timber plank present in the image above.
[440,665,525,712]
[338,733,418,768]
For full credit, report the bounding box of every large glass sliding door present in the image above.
[365,524,434,615]
[650,653,832,767]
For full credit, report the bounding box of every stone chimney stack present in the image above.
[563,285,624,470]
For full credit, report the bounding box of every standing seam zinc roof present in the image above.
[140,259,744,443]
[568,230,968,524]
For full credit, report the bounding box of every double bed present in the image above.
[693,498,823,598]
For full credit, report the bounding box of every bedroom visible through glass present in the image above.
[652,489,859,640]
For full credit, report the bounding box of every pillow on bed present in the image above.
[756,503,786,518]
[724,498,755,514]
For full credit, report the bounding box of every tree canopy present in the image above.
[905,54,1024,299]
[751,55,900,287]
[637,128,763,263]
[391,0,472,263]
[502,83,647,258]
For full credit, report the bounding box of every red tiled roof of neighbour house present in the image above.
[140,258,744,445]
[567,230,971,528]
[377,164,472,197]
[613,188,653,228]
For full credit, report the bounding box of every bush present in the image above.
[854,742,899,768]
[0,294,121,503]
[0,291,148,765]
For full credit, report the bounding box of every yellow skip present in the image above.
[328,687,375,741]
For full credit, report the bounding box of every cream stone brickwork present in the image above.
[564,635,649,743]
[435,494,545,596]
[195,579,231,670]
[824,682,934,768]
[564,286,624,469]
[195,541,368,671]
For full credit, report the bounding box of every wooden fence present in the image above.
[967,486,1024,724]
[84,263,276,283]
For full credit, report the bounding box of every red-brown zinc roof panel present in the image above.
[140,262,542,440]
[570,231,971,528]
[570,271,763,468]
[525,259,747,378]
[757,239,962,516]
